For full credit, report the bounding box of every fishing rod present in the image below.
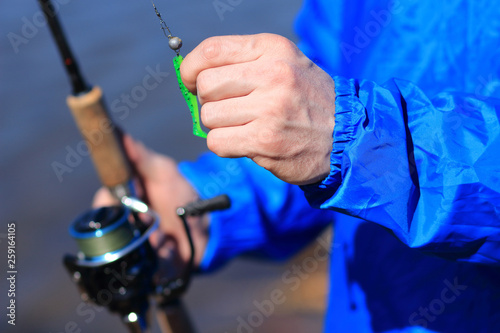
[38,0,132,200]
[38,0,230,332]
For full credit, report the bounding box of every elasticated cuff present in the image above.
[300,76,364,207]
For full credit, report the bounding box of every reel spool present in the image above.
[70,206,136,259]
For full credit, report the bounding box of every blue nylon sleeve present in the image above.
[301,76,500,264]
[179,154,335,272]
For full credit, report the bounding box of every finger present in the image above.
[181,34,271,93]
[122,134,145,166]
[123,136,174,180]
[207,125,254,158]
[92,187,119,208]
[122,135,155,180]
[148,229,167,250]
[196,61,263,104]
[201,95,260,129]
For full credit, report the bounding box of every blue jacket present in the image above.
[179,0,500,332]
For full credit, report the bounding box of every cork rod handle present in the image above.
[66,86,131,188]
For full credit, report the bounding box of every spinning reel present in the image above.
[63,194,230,332]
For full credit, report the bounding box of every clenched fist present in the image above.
[180,33,336,185]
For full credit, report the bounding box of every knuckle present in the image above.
[255,127,277,147]
[269,59,297,87]
[260,33,288,47]
[266,34,297,56]
[200,37,224,61]
[268,87,293,118]
[271,89,288,107]
[254,122,282,152]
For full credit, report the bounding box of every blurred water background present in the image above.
[0,0,328,332]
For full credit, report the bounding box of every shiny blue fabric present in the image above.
[301,76,500,263]
[179,0,500,332]
[179,154,335,270]
[301,77,500,333]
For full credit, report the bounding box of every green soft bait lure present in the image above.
[150,0,207,138]
[173,55,207,138]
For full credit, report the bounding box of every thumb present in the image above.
[122,134,156,179]
[92,186,119,208]
[122,134,177,183]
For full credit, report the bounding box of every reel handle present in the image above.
[66,86,132,190]
[179,194,231,217]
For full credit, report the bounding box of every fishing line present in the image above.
[150,0,208,139]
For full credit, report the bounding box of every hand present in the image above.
[92,135,208,283]
[181,33,336,185]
